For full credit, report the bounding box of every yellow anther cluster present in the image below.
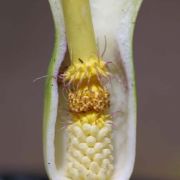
[68,85,110,113]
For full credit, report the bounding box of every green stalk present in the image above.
[62,0,97,63]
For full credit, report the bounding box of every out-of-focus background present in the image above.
[0,0,179,179]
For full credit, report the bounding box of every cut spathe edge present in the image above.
[43,0,66,178]
[44,0,143,180]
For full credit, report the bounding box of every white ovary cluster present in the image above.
[65,122,113,180]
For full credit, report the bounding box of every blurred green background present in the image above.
[0,0,179,179]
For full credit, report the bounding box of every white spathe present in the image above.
[44,0,143,180]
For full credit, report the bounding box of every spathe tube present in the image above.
[43,0,143,179]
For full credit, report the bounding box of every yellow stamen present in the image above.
[68,85,110,113]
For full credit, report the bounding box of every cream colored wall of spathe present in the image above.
[0,0,179,179]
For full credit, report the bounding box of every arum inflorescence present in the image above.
[43,0,143,180]
[60,1,114,178]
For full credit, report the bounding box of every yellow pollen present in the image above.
[68,85,110,113]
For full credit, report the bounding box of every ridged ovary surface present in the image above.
[65,121,113,180]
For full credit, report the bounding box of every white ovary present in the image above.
[65,122,113,180]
